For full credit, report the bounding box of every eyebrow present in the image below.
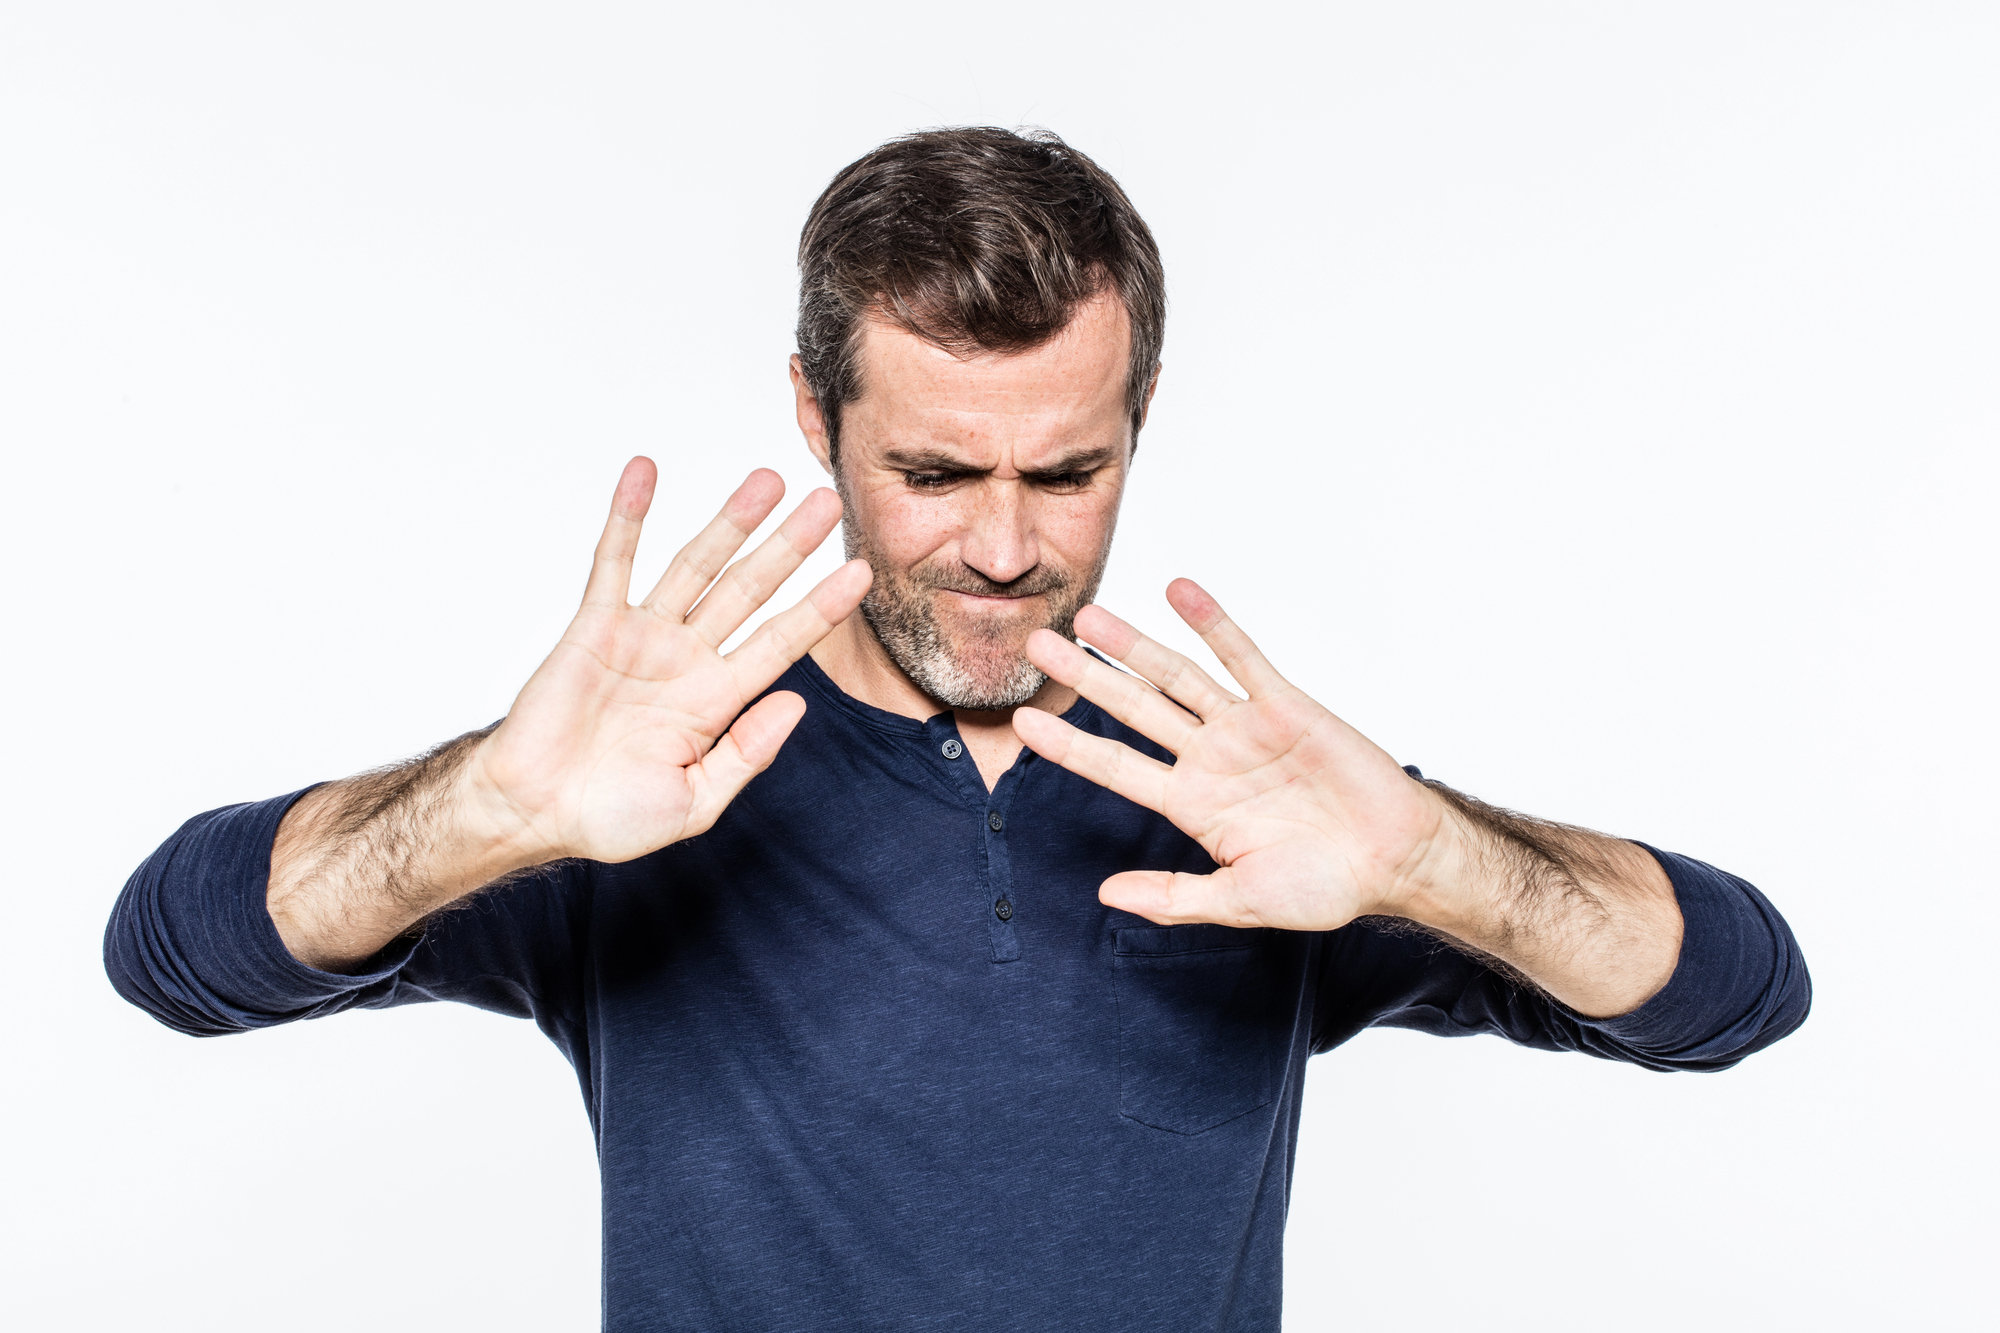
[881,444,1122,476]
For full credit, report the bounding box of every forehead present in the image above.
[847,295,1132,456]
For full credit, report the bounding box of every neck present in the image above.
[810,615,1078,791]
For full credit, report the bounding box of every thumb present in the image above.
[1099,867,1251,927]
[685,691,808,833]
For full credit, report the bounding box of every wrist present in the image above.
[452,735,566,878]
[1374,782,1482,936]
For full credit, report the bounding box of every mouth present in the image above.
[939,588,1045,609]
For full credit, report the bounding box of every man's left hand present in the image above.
[1014,579,1446,933]
[1015,579,1684,1018]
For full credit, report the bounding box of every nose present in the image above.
[958,479,1040,587]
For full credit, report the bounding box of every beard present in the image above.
[846,527,1111,712]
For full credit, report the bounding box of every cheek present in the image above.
[1035,489,1124,568]
[853,483,967,569]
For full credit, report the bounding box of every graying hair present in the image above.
[796,127,1166,462]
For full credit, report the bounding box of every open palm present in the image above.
[469,458,871,866]
[1014,580,1446,931]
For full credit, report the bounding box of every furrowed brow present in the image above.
[883,447,984,473]
[1024,445,1121,479]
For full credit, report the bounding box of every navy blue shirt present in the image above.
[106,656,1810,1331]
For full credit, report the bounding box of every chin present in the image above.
[920,630,1048,711]
[942,630,1032,675]
[862,580,1069,711]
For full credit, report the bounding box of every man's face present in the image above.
[816,294,1140,710]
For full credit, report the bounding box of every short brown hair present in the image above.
[796,127,1166,461]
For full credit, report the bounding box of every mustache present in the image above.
[911,564,1072,600]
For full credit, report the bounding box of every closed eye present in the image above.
[1030,469,1096,491]
[904,470,972,491]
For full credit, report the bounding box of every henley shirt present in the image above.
[106,655,1811,1332]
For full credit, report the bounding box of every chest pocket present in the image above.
[1113,924,1292,1135]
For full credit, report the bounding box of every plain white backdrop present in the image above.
[3,3,1993,1328]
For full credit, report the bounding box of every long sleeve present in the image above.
[1310,845,1811,1072]
[104,789,591,1059]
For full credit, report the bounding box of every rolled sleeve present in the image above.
[1583,844,1813,1070]
[1317,843,1811,1074]
[104,790,421,1037]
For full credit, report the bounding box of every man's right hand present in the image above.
[267,457,871,971]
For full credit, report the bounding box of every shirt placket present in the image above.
[927,716,1024,964]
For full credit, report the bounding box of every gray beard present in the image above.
[861,590,1052,710]
[848,531,1109,712]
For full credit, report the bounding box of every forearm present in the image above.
[1390,782,1684,1018]
[266,727,551,972]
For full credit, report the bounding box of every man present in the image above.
[107,128,1809,1331]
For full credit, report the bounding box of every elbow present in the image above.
[1616,849,1814,1073]
[1651,945,1814,1075]
[1714,952,1813,1070]
[103,924,250,1040]
[102,878,260,1040]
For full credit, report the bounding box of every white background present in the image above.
[3,3,1993,1329]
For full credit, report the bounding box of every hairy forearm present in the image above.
[266,727,548,972]
[1391,781,1684,1018]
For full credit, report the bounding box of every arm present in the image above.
[1014,580,1776,1025]
[104,788,594,1038]
[243,457,871,973]
[264,727,529,972]
[1379,775,1682,1017]
[1313,846,1809,1070]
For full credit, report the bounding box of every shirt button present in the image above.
[941,739,963,760]
[994,898,1014,921]
[987,811,1004,832]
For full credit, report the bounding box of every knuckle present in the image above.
[729,565,773,605]
[758,612,806,660]
[776,521,811,556]
[1100,744,1124,783]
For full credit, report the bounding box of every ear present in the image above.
[789,355,835,477]
[1133,362,1162,442]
